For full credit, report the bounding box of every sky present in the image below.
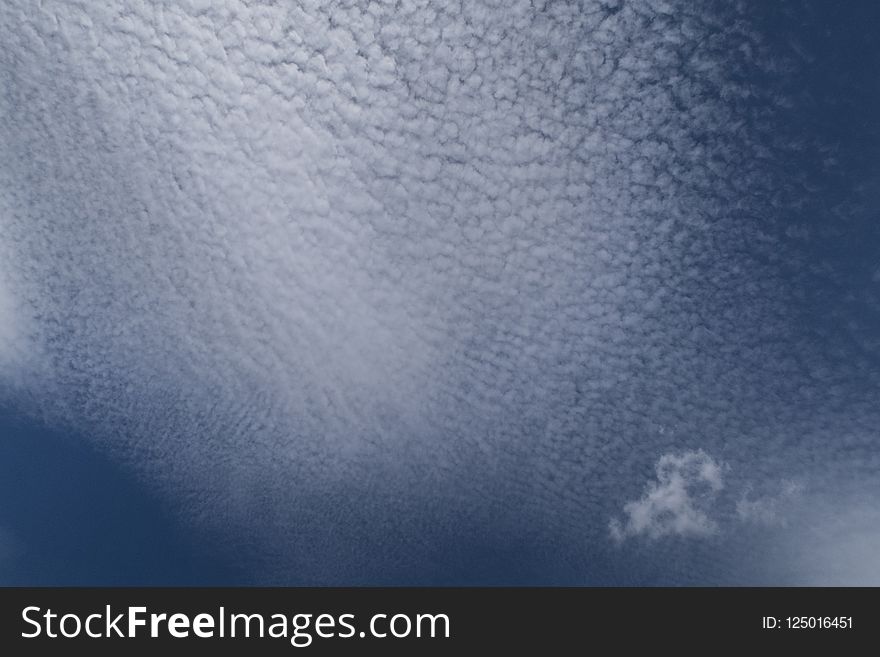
[1,0,879,585]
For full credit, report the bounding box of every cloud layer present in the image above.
[1,1,878,583]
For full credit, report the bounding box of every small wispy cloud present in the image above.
[736,480,803,527]
[610,450,725,542]
[611,450,807,543]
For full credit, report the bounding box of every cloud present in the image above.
[610,451,807,543]
[0,239,26,373]
[610,450,724,542]
[0,1,876,584]
[736,480,803,527]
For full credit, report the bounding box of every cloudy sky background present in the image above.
[1,0,879,584]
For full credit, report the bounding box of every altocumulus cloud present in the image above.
[0,272,30,384]
[1,0,879,584]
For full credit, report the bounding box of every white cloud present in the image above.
[736,480,803,527]
[611,451,811,547]
[610,450,724,542]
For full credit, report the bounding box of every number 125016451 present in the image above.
[762,616,852,630]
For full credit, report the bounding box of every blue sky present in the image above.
[0,406,243,585]
[1,0,879,585]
